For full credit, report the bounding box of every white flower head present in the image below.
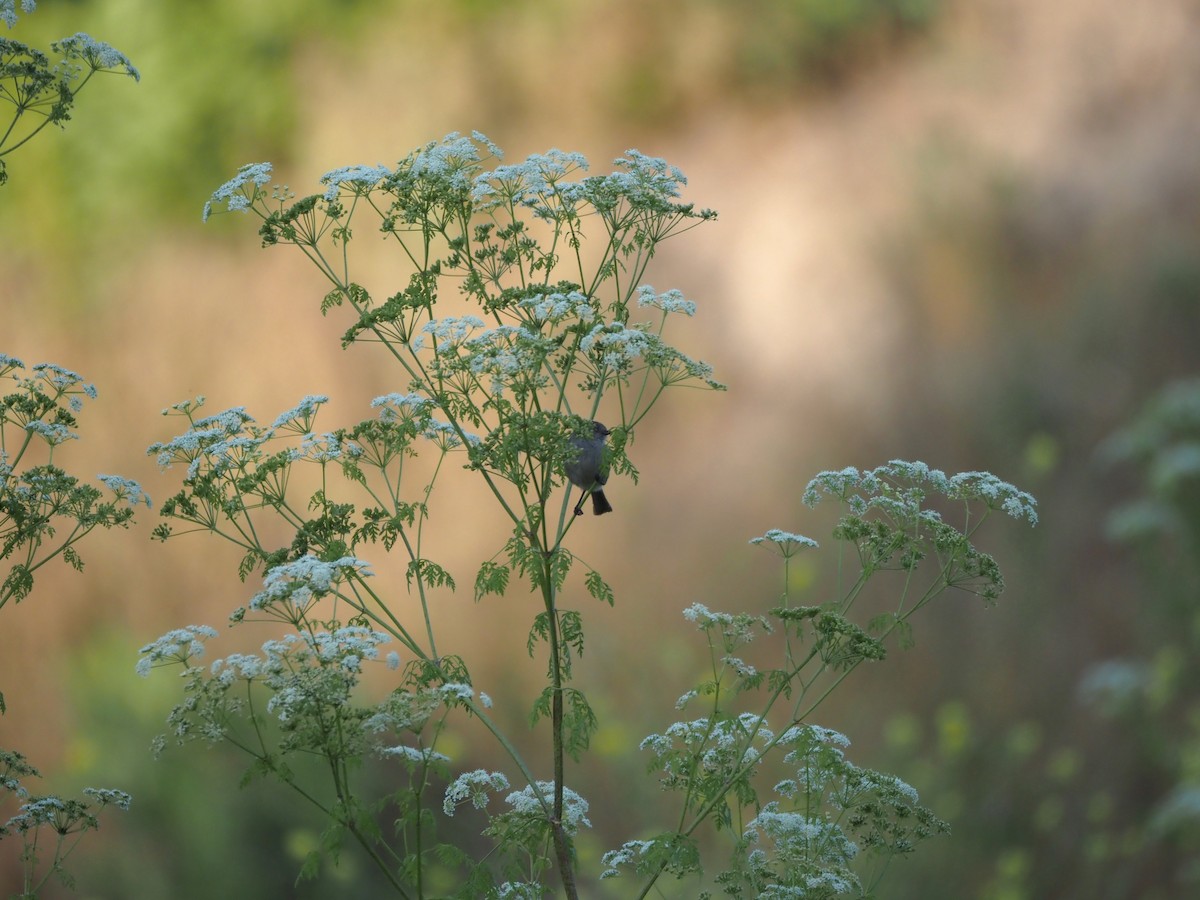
[371,392,435,422]
[52,32,139,81]
[378,745,450,765]
[32,362,96,398]
[504,781,591,834]
[439,682,475,703]
[97,474,152,507]
[136,625,218,676]
[320,164,391,200]
[636,284,696,317]
[24,420,78,445]
[517,290,596,324]
[271,395,329,431]
[299,431,360,462]
[204,162,273,221]
[749,528,819,557]
[443,769,510,815]
[249,556,373,611]
[420,316,486,352]
[580,322,652,369]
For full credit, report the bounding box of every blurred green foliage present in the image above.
[720,0,938,88]
[0,0,940,264]
[0,0,374,261]
[601,0,939,124]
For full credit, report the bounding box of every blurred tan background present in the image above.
[3,0,1200,897]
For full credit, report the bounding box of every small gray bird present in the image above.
[564,421,613,516]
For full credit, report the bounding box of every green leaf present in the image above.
[474,560,510,600]
[527,611,551,658]
[867,613,894,635]
[562,687,598,759]
[529,685,553,727]
[297,850,321,883]
[62,544,83,572]
[406,557,456,592]
[1,565,32,605]
[585,569,613,606]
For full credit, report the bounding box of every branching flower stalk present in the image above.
[604,462,1037,897]
[0,16,139,187]
[0,356,150,608]
[142,133,722,897]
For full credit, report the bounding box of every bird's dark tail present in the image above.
[591,489,613,515]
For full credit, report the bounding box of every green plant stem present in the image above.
[542,572,579,900]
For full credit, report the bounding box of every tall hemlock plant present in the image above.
[140,133,1038,898]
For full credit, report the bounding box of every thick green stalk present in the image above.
[543,563,579,900]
